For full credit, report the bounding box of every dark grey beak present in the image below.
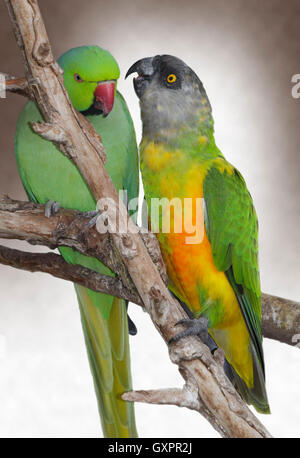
[126,57,155,98]
[125,57,155,79]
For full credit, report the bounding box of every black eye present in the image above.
[74,73,83,82]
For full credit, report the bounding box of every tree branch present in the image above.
[262,293,300,346]
[3,74,31,98]
[0,244,142,304]
[0,196,166,295]
[2,0,291,438]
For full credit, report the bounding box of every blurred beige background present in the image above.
[0,0,299,437]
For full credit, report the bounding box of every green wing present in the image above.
[203,164,270,413]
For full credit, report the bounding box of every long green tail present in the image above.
[75,285,137,437]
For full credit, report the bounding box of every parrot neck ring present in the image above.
[81,80,116,117]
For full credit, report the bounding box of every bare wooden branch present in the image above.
[3,74,31,98]
[262,293,300,346]
[123,386,201,410]
[0,196,166,295]
[0,244,142,304]
[1,0,280,438]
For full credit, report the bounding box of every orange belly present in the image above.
[158,227,254,387]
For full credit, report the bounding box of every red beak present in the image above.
[94,81,115,116]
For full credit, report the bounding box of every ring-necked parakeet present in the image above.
[127,55,270,414]
[15,46,139,437]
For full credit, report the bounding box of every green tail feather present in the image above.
[76,285,137,437]
[224,268,270,414]
[226,342,270,414]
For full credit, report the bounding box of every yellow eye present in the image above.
[166,74,177,84]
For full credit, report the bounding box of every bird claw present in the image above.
[175,318,200,328]
[171,315,232,380]
[169,316,210,345]
[83,210,100,231]
[44,200,61,218]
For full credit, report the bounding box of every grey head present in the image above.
[126,54,212,140]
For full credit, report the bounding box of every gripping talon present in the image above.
[84,210,99,218]
[169,316,209,345]
[83,210,100,231]
[44,200,61,218]
[175,319,196,328]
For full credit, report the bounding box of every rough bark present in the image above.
[0,245,142,304]
[262,293,300,347]
[4,74,31,98]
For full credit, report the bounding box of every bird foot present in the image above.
[44,200,61,218]
[83,210,100,231]
[169,316,210,346]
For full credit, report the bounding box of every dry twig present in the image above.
[3,73,31,98]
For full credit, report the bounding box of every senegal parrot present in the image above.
[127,54,270,413]
[15,46,139,437]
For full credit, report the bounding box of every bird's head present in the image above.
[126,55,212,140]
[58,45,120,116]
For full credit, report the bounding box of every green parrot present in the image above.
[15,46,139,437]
[126,55,270,413]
